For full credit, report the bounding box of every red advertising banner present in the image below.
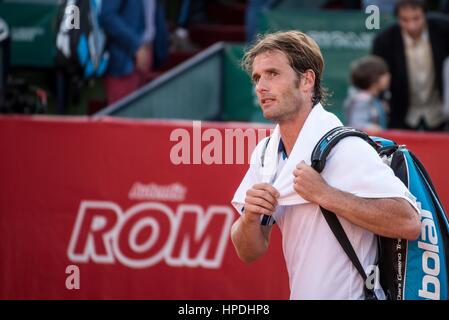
[0,116,448,299]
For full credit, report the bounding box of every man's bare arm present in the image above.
[231,214,273,263]
[293,162,421,240]
[320,188,421,240]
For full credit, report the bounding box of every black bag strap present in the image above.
[321,207,376,299]
[312,126,380,299]
[311,126,380,172]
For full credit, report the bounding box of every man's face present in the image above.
[397,6,426,40]
[251,50,306,123]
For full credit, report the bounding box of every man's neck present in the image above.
[403,25,428,44]
[278,103,314,157]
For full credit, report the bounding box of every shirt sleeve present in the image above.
[100,0,143,55]
[322,136,419,213]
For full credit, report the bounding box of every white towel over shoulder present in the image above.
[231,103,419,216]
[231,103,342,212]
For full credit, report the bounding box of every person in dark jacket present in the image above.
[100,0,164,104]
[372,0,449,130]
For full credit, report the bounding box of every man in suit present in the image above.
[372,0,449,130]
[100,0,156,104]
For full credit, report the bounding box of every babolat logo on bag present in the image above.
[56,0,109,79]
[311,126,449,300]
[378,142,449,300]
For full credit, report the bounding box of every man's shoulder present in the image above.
[427,13,449,23]
[327,135,380,165]
[334,134,376,150]
[374,23,400,42]
[427,13,449,32]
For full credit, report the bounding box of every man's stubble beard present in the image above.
[263,77,308,123]
[265,91,305,124]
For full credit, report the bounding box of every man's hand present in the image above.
[232,183,279,263]
[293,161,331,204]
[135,44,153,73]
[243,183,280,223]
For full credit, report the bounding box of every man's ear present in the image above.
[301,69,316,91]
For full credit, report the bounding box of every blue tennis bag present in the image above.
[311,126,449,300]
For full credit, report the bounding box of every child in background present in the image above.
[344,55,391,132]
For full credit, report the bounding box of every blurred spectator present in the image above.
[100,0,158,105]
[372,0,449,131]
[171,0,208,51]
[362,0,398,14]
[442,0,449,14]
[344,55,390,132]
[322,0,361,9]
[246,0,282,43]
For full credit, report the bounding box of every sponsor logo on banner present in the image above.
[67,183,235,269]
[128,182,187,202]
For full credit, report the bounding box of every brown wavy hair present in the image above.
[242,30,328,105]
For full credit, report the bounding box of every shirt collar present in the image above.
[278,139,288,160]
[402,27,429,47]
[276,103,337,162]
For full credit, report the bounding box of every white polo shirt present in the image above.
[232,104,419,300]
